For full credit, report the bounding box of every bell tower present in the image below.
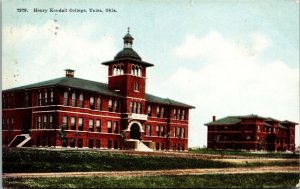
[102,28,154,100]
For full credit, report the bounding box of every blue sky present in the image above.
[3,0,299,147]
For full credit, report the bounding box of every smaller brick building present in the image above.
[205,114,297,152]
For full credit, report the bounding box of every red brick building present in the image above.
[205,115,297,152]
[2,30,194,151]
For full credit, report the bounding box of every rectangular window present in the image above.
[156,107,160,118]
[161,107,165,118]
[62,116,68,130]
[182,110,185,120]
[71,117,76,130]
[177,127,181,138]
[37,116,41,129]
[49,115,53,129]
[96,120,101,132]
[50,91,54,104]
[161,143,165,150]
[62,138,67,147]
[63,92,68,106]
[78,117,83,131]
[174,127,176,137]
[107,140,112,149]
[108,99,113,112]
[89,139,94,148]
[147,105,152,116]
[147,125,151,136]
[130,102,133,113]
[107,121,112,133]
[160,126,165,137]
[114,121,118,133]
[114,101,118,112]
[173,109,177,119]
[90,97,94,109]
[181,128,185,138]
[177,144,181,151]
[96,140,100,148]
[70,138,75,148]
[89,119,94,132]
[182,144,185,151]
[11,118,14,129]
[72,93,76,107]
[173,143,176,151]
[156,126,160,136]
[77,138,83,148]
[97,97,101,110]
[177,109,181,120]
[79,94,84,108]
[44,91,48,105]
[43,115,47,129]
[114,140,118,149]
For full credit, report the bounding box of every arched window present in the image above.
[96,97,101,110]
[120,65,124,74]
[134,82,139,91]
[131,66,135,75]
[113,65,117,76]
[63,92,68,106]
[72,93,76,107]
[108,99,113,112]
[90,97,95,109]
[117,66,120,75]
[79,94,84,108]
[138,67,142,76]
[135,66,139,76]
[133,102,137,113]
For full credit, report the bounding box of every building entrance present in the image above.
[130,123,141,140]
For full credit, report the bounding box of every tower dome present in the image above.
[114,28,142,61]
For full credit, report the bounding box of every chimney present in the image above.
[65,69,75,77]
[213,116,216,122]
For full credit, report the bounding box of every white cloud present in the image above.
[164,31,298,147]
[3,20,117,89]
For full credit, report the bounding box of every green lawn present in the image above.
[4,173,299,188]
[189,148,300,159]
[3,148,232,173]
[3,148,299,173]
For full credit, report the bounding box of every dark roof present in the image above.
[3,76,194,108]
[115,48,141,61]
[205,117,241,126]
[3,77,123,98]
[123,33,133,39]
[145,93,195,109]
[205,114,298,126]
[102,57,154,67]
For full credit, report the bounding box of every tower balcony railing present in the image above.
[128,113,148,121]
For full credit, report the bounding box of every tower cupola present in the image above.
[123,27,133,49]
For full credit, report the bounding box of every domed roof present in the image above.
[114,48,141,60]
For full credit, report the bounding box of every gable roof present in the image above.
[3,76,194,108]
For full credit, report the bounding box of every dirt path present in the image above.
[3,166,299,179]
